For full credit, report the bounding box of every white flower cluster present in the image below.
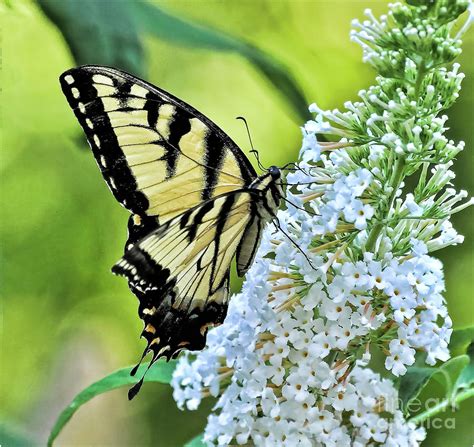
[173,242,427,446]
[172,2,471,445]
[350,2,471,78]
[292,164,375,234]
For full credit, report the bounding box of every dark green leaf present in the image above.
[132,1,242,52]
[37,0,144,76]
[397,366,436,413]
[185,433,206,447]
[47,360,177,447]
[448,327,474,390]
[400,352,472,416]
[449,325,474,356]
[38,0,309,122]
[243,46,311,124]
[131,1,310,123]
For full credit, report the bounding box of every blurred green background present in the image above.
[1,0,472,445]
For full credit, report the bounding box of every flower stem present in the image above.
[365,155,406,252]
[414,62,426,98]
[408,388,474,425]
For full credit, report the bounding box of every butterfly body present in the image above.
[59,65,283,397]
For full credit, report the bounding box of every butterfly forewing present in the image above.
[59,65,257,225]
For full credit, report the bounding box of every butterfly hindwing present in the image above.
[59,65,257,225]
[112,191,255,361]
[236,213,263,276]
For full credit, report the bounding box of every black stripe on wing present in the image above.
[202,131,226,201]
[81,65,257,183]
[165,110,192,178]
[209,191,236,281]
[60,68,157,215]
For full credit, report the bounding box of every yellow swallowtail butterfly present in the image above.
[60,65,283,399]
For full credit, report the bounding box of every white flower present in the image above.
[282,372,308,402]
[331,319,358,350]
[306,335,331,359]
[390,295,417,323]
[326,274,352,303]
[320,297,352,321]
[260,387,280,418]
[306,409,339,435]
[385,339,416,376]
[326,383,359,411]
[262,336,290,365]
[301,282,326,310]
[346,168,373,196]
[410,238,428,256]
[301,131,321,163]
[359,414,389,443]
[366,259,392,290]
[405,193,424,216]
[341,260,370,289]
[344,200,375,229]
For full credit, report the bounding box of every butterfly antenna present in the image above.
[236,116,266,171]
[278,163,321,186]
[272,218,318,271]
[278,180,320,187]
[280,161,315,177]
[280,196,317,216]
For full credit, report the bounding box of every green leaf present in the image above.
[400,351,472,416]
[456,342,474,390]
[132,1,242,52]
[185,433,206,447]
[0,423,34,447]
[47,360,177,447]
[406,339,474,425]
[447,327,474,390]
[37,0,144,76]
[431,355,469,398]
[131,1,310,123]
[449,325,474,356]
[397,366,436,413]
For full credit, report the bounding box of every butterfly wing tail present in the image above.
[112,247,230,398]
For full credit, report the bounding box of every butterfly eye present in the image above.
[268,166,280,178]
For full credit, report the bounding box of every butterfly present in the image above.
[59,65,284,399]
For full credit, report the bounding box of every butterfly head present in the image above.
[267,166,283,203]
